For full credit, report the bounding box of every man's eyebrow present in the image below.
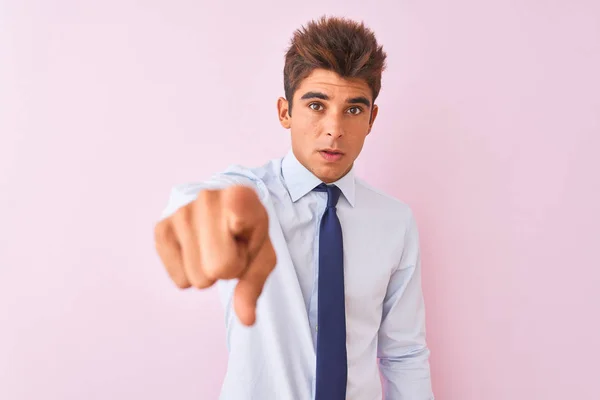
[347,96,371,108]
[299,92,371,108]
[300,91,329,101]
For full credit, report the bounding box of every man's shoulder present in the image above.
[205,157,283,201]
[354,178,414,217]
[218,156,282,187]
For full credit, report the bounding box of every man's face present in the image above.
[277,69,379,183]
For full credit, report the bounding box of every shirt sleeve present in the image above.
[158,169,265,220]
[377,210,435,399]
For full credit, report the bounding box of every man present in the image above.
[154,16,434,400]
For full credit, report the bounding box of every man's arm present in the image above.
[377,210,434,399]
[159,170,264,220]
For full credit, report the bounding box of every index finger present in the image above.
[233,236,277,326]
[222,185,270,261]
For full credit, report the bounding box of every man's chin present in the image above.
[314,166,344,183]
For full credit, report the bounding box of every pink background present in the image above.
[1,1,599,399]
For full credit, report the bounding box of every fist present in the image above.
[154,185,277,325]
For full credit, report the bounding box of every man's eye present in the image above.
[347,106,363,115]
[309,103,324,111]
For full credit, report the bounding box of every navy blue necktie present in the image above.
[313,183,347,400]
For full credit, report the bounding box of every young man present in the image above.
[154,16,434,400]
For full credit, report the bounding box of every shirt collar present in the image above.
[281,149,356,207]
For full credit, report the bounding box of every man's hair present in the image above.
[283,16,387,115]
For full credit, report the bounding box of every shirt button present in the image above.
[315,325,318,332]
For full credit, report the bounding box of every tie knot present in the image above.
[313,183,342,208]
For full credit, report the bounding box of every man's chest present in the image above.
[270,191,403,314]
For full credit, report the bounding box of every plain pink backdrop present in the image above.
[1,1,599,399]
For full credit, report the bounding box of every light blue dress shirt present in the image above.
[160,149,434,400]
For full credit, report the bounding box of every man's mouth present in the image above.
[319,149,344,161]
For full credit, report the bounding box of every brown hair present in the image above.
[283,16,387,115]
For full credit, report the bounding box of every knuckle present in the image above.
[154,219,172,245]
[259,203,269,220]
[224,184,250,197]
[194,189,222,220]
[189,277,210,289]
[180,260,210,289]
[172,203,192,227]
[226,185,260,207]
[229,213,245,234]
[196,188,219,204]
[186,266,214,288]
[172,276,191,289]
[205,257,239,280]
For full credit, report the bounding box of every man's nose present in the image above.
[324,114,344,139]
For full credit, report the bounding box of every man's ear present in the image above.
[367,104,379,135]
[277,97,291,129]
